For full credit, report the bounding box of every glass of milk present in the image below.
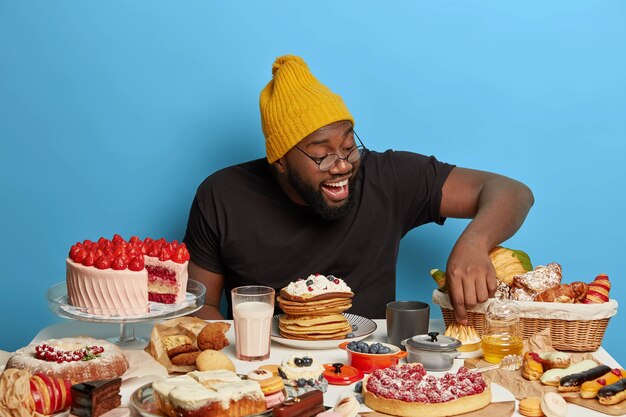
[231,285,275,361]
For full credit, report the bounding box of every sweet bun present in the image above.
[196,349,236,372]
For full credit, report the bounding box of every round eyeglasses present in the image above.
[294,132,366,172]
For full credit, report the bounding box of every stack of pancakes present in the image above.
[277,275,354,340]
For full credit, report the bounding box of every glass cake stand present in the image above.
[46,279,206,348]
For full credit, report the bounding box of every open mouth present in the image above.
[321,178,349,202]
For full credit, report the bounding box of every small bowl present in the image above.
[338,341,407,373]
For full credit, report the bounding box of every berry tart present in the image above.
[5,337,128,386]
[363,363,491,417]
[66,234,189,316]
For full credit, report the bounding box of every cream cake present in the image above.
[66,234,189,316]
[152,371,266,417]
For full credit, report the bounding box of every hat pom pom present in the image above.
[272,55,306,76]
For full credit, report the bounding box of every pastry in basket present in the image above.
[510,263,562,301]
[534,281,588,303]
[278,353,328,397]
[580,368,626,398]
[152,370,266,417]
[430,246,532,292]
[443,323,481,353]
[0,369,72,416]
[583,273,611,304]
[5,337,128,385]
[363,363,491,417]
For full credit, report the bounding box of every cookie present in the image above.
[519,397,545,417]
[170,350,201,366]
[258,375,284,395]
[197,322,231,351]
[196,349,236,372]
[166,343,199,359]
[247,369,273,381]
[333,396,360,417]
[259,364,280,376]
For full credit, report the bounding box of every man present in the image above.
[184,55,533,324]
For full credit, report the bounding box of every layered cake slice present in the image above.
[66,234,189,316]
[70,377,121,417]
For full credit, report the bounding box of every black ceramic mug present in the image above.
[386,300,430,348]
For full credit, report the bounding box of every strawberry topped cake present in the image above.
[363,363,491,417]
[66,234,189,316]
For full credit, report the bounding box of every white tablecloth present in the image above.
[31,319,622,417]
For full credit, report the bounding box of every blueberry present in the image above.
[381,346,391,354]
[346,333,355,339]
[352,324,358,331]
[318,374,324,381]
[327,275,335,281]
[347,341,357,350]
[307,378,315,386]
[369,345,379,354]
[294,357,303,367]
[279,369,287,379]
[306,279,313,286]
[354,381,363,393]
[303,356,313,366]
[297,378,306,388]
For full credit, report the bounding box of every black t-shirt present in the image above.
[184,149,455,319]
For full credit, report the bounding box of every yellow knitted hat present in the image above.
[260,55,354,163]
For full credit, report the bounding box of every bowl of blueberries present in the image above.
[338,340,407,373]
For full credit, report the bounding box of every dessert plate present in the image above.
[131,383,273,417]
[271,313,376,350]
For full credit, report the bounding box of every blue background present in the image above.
[1,1,624,364]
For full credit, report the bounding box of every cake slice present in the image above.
[70,377,121,417]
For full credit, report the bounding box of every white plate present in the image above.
[271,313,376,350]
[131,382,273,417]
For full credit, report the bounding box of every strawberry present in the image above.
[69,245,81,260]
[147,243,160,257]
[74,248,88,263]
[82,239,93,249]
[144,237,154,246]
[159,247,172,261]
[129,256,144,271]
[82,252,96,267]
[111,256,127,270]
[112,233,125,245]
[129,235,141,244]
[95,255,113,270]
[113,244,126,257]
[172,246,186,263]
[97,236,108,245]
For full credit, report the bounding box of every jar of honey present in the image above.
[481,298,523,364]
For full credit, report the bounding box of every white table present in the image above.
[32,319,622,417]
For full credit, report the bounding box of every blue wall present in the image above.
[1,1,624,363]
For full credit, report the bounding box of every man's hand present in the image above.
[439,167,533,323]
[446,235,497,324]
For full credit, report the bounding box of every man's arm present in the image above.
[440,167,534,323]
[188,260,225,319]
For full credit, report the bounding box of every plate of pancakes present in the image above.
[271,313,377,349]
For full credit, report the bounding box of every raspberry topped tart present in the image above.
[363,363,491,417]
[5,337,129,385]
[66,234,189,316]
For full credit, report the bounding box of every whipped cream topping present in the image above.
[280,353,324,382]
[153,372,264,411]
[284,274,351,297]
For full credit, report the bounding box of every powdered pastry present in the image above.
[5,337,128,385]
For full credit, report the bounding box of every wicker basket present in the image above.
[432,290,618,352]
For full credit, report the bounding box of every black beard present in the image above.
[286,168,357,221]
